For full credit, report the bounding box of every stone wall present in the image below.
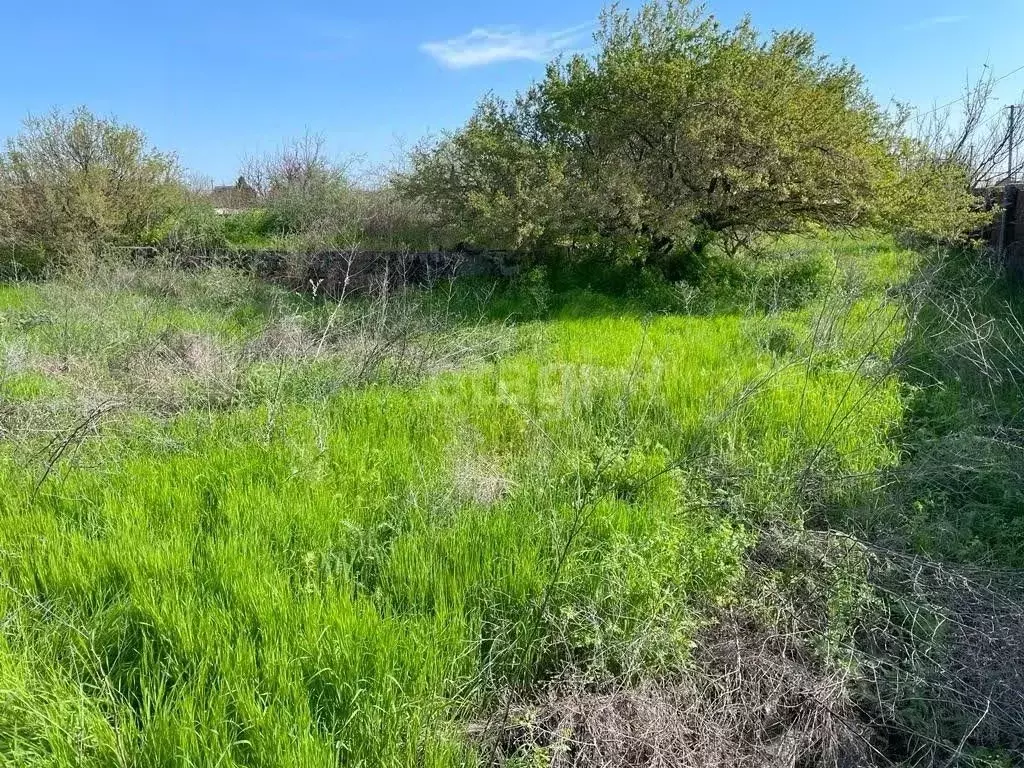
[137,248,521,297]
[268,249,519,297]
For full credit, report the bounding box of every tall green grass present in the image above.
[0,234,912,766]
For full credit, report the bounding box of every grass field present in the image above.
[0,234,1016,766]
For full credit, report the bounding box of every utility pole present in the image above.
[1010,104,1017,184]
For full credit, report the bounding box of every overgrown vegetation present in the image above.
[0,108,183,269]
[0,1,994,276]
[0,231,1020,765]
[1,0,1022,765]
[401,1,988,276]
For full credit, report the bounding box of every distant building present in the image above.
[209,177,258,213]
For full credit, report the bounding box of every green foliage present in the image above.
[527,238,834,315]
[874,136,994,243]
[348,187,439,250]
[146,207,286,252]
[0,107,183,266]
[400,98,566,250]
[242,136,437,250]
[403,1,899,274]
[863,250,1024,566]
[541,2,886,265]
[144,201,229,251]
[403,0,987,267]
[243,134,355,246]
[512,265,554,316]
[221,209,277,248]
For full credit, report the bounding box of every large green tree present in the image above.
[403,1,980,274]
[536,2,887,273]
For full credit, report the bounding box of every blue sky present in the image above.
[2,1,1021,181]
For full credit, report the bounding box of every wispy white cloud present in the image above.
[421,23,590,69]
[904,14,969,30]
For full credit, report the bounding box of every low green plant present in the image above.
[221,209,278,248]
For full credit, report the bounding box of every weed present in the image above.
[0,234,1020,765]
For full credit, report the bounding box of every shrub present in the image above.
[238,136,440,251]
[538,241,831,315]
[242,134,353,245]
[399,99,567,251]
[874,136,994,244]
[0,107,183,266]
[745,250,833,311]
[349,187,438,250]
[144,202,228,252]
[221,209,276,247]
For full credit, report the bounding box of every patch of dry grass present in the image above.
[0,257,515,444]
[483,615,869,768]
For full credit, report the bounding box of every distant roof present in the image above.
[208,176,257,209]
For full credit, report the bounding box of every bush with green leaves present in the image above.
[241,134,353,244]
[144,202,229,252]
[400,99,567,251]
[0,107,183,266]
[238,136,436,250]
[221,209,277,248]
[875,135,993,244]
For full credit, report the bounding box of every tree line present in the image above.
[0,1,995,276]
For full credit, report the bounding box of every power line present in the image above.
[914,63,1024,117]
[981,108,1010,129]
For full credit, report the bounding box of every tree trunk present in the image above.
[656,232,715,283]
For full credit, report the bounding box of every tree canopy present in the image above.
[401,0,985,274]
